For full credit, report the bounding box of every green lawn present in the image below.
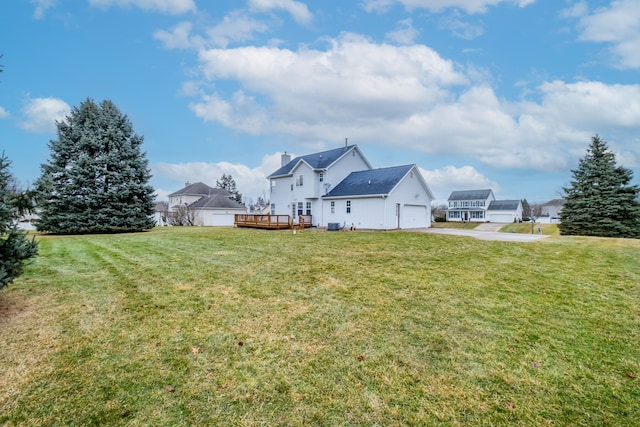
[1,227,639,426]
[498,222,560,236]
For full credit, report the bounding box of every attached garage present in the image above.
[488,213,513,223]
[487,200,523,223]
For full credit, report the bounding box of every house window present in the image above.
[271,203,275,215]
[319,172,324,182]
[306,202,311,215]
[271,180,276,188]
[346,200,351,214]
[449,211,460,219]
[291,184,293,191]
[296,175,304,186]
[291,203,296,218]
[330,201,335,214]
[297,202,303,216]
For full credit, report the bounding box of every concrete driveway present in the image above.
[414,227,549,242]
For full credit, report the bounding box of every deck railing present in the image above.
[234,214,313,229]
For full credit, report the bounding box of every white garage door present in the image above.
[489,213,512,223]
[211,213,235,226]
[401,205,427,229]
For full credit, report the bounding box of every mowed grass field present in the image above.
[1,227,639,426]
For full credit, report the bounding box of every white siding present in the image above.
[194,209,246,226]
[269,147,372,227]
[321,166,433,230]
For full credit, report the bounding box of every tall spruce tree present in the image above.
[216,173,243,204]
[0,153,38,289]
[559,135,640,238]
[35,99,156,234]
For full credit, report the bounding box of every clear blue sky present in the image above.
[1,0,639,204]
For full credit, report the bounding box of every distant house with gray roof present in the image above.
[166,182,246,226]
[538,199,564,224]
[268,145,435,230]
[446,189,522,223]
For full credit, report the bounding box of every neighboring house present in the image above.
[167,182,246,226]
[538,199,564,224]
[154,201,169,226]
[446,189,522,223]
[268,144,434,230]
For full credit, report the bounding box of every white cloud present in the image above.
[182,31,639,174]
[152,153,281,201]
[154,21,200,49]
[89,0,196,15]
[248,0,313,25]
[560,1,588,19]
[205,11,270,48]
[385,18,419,45]
[573,0,640,69]
[361,0,396,13]
[154,12,270,50]
[192,33,467,131]
[19,97,70,133]
[438,11,484,39]
[0,106,9,119]
[363,0,535,14]
[420,165,499,201]
[31,0,56,19]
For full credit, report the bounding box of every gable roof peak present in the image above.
[268,144,370,178]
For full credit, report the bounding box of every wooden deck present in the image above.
[234,214,313,230]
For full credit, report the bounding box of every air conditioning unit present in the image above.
[327,223,340,231]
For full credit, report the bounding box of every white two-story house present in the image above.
[167,182,246,226]
[446,189,522,223]
[268,145,435,230]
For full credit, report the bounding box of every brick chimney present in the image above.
[281,152,291,167]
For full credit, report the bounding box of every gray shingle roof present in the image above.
[541,198,565,207]
[487,200,521,210]
[448,189,493,201]
[268,145,357,178]
[189,194,244,209]
[168,182,230,198]
[324,165,414,198]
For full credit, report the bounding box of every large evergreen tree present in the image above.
[35,99,156,234]
[216,173,243,204]
[0,153,38,289]
[559,135,640,238]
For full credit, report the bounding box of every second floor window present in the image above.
[346,200,351,214]
[296,175,304,186]
[319,172,324,182]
